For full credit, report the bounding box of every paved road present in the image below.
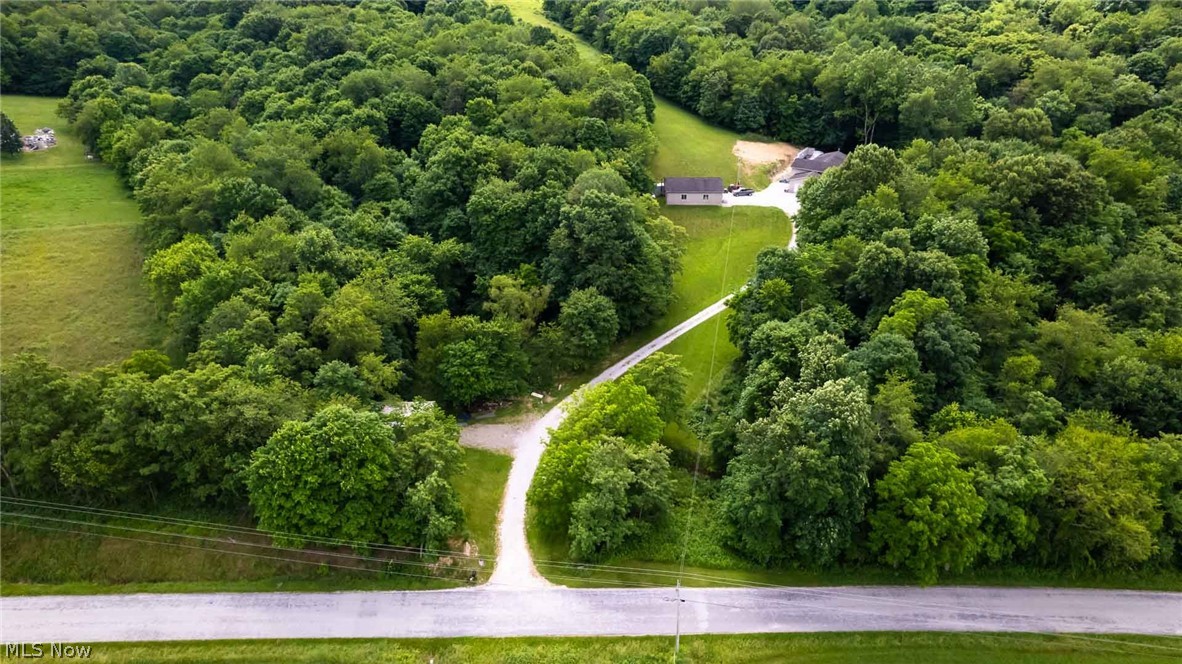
[3,586,1178,642]
[489,296,731,588]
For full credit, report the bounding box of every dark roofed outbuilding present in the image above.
[662,176,724,206]
[664,177,724,194]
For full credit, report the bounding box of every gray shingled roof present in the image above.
[790,149,847,173]
[664,176,724,194]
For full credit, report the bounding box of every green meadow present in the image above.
[1,95,163,370]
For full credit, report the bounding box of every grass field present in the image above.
[22,633,1180,663]
[647,205,787,402]
[0,448,510,596]
[651,98,764,189]
[455,448,512,560]
[1,95,163,370]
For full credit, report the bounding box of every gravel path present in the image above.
[488,173,801,589]
[488,297,732,589]
[459,420,538,455]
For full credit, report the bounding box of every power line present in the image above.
[2,517,666,592]
[7,493,1179,647]
[6,516,1177,656]
[671,192,743,659]
[6,521,471,587]
[3,511,482,578]
[1,496,491,561]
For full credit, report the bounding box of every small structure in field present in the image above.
[656,176,725,205]
[782,147,846,192]
[22,127,57,152]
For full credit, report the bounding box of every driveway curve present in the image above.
[490,173,799,588]
[489,297,731,588]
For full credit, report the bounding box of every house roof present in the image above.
[790,149,847,173]
[664,176,723,194]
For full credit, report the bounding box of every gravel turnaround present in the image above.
[2,586,1179,643]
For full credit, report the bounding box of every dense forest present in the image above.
[546,0,1182,148]
[1,0,679,548]
[2,0,1180,584]
[522,0,1182,582]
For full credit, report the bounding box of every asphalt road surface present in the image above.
[3,586,1179,642]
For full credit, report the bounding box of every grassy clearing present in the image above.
[497,0,600,61]
[615,205,787,391]
[651,98,767,189]
[0,95,163,370]
[454,448,512,560]
[29,633,1182,663]
[0,448,510,597]
[662,309,738,403]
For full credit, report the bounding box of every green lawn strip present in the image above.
[0,95,83,169]
[0,448,511,597]
[0,166,143,231]
[497,0,601,61]
[454,448,512,563]
[17,633,1179,663]
[1,94,163,370]
[651,98,754,188]
[606,205,788,383]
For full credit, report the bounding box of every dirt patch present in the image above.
[733,140,798,182]
[459,416,540,456]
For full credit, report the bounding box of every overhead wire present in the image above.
[4,507,1177,657]
[6,494,1181,649]
[1,516,666,592]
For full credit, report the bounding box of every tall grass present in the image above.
[1,95,164,370]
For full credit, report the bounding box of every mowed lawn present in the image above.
[454,448,512,561]
[1,95,163,370]
[1,447,510,596]
[45,633,1180,663]
[628,205,788,402]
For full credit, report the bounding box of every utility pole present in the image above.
[673,580,683,662]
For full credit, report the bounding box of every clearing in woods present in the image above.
[0,95,163,370]
[497,0,794,400]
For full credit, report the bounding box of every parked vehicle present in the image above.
[734,188,755,196]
